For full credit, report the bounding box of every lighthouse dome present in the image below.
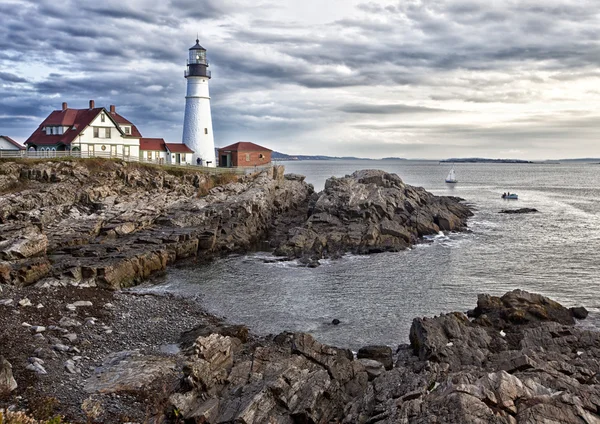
[189,39,206,51]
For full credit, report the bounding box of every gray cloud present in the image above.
[338,103,453,114]
[1,0,599,159]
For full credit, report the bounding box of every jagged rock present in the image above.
[0,160,313,288]
[0,223,48,260]
[358,358,386,380]
[0,357,17,393]
[26,362,47,375]
[275,169,472,258]
[473,289,576,327]
[357,345,393,370]
[84,351,176,394]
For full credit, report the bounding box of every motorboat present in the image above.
[501,193,518,200]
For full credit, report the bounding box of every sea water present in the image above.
[144,160,600,349]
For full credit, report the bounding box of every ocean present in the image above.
[143,160,600,349]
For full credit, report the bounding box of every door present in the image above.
[221,155,228,167]
[176,154,181,165]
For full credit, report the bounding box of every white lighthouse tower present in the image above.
[182,39,216,167]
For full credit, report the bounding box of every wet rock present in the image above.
[570,306,588,319]
[499,207,539,214]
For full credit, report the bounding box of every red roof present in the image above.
[25,105,142,147]
[0,136,25,150]
[139,138,166,151]
[219,141,272,152]
[165,143,193,153]
[110,111,142,138]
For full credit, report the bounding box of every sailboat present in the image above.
[445,166,457,183]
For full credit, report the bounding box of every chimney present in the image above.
[62,102,68,111]
[89,100,95,109]
[110,105,116,114]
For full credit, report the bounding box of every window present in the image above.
[147,151,152,160]
[182,154,186,161]
[155,151,160,160]
[124,126,131,135]
[105,128,111,138]
[259,153,264,159]
[245,153,250,162]
[93,127,99,138]
[204,128,208,134]
[124,146,130,156]
[101,113,105,122]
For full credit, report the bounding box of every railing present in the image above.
[0,149,251,175]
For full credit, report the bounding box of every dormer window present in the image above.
[101,113,105,122]
[124,126,131,135]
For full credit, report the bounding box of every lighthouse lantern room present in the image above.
[182,39,216,166]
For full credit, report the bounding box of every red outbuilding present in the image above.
[217,142,272,167]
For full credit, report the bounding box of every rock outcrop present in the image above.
[500,208,539,214]
[160,290,597,424]
[274,169,472,259]
[0,160,312,288]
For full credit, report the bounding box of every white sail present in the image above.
[445,168,457,183]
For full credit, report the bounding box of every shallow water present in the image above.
[142,160,600,349]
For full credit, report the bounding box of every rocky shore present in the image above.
[9,159,589,423]
[1,284,595,423]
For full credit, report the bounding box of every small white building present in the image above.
[140,138,194,165]
[0,136,25,151]
[24,101,141,158]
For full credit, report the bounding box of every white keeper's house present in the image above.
[24,100,142,158]
[24,100,193,164]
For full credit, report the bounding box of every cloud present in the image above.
[338,103,453,114]
[0,0,599,160]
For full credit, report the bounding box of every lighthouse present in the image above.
[182,39,216,166]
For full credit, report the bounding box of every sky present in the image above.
[1,0,600,160]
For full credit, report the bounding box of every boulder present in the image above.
[570,306,589,319]
[473,289,575,327]
[357,345,393,370]
[84,351,177,394]
[0,356,17,394]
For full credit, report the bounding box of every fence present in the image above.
[0,149,269,175]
